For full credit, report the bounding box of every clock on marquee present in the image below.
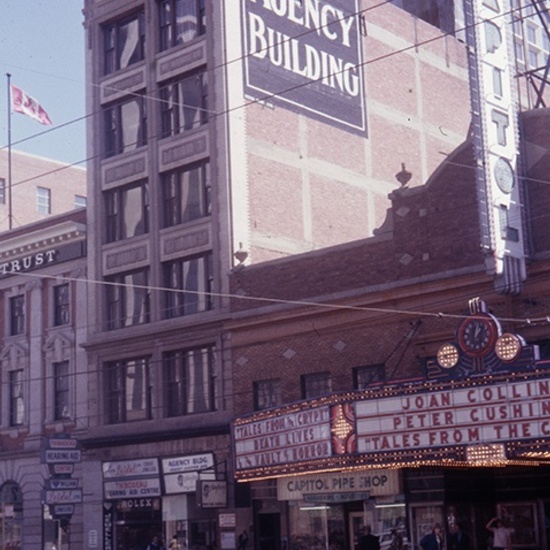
[494,157,515,194]
[458,315,497,356]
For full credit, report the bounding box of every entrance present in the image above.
[257,513,280,550]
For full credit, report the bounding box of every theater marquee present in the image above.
[242,0,367,134]
[232,368,550,480]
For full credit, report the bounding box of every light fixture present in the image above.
[495,333,522,362]
[436,343,459,369]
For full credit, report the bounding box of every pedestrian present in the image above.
[420,524,444,550]
[147,535,164,550]
[169,535,180,550]
[390,528,403,550]
[449,524,470,550]
[358,526,380,550]
[486,517,513,550]
[237,530,249,550]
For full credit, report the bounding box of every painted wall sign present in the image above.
[277,470,399,500]
[242,0,367,134]
[464,0,526,291]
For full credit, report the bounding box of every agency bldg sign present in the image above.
[242,0,367,134]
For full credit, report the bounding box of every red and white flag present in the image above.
[10,84,52,125]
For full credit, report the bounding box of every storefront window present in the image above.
[288,502,328,550]
[411,505,445,550]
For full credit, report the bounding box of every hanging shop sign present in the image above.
[197,480,228,508]
[103,458,159,478]
[104,477,161,500]
[464,0,526,290]
[162,453,216,494]
[242,0,367,134]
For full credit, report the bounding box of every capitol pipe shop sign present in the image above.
[232,369,550,479]
[242,0,367,134]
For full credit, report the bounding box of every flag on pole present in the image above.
[10,84,52,125]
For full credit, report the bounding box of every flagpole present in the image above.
[6,73,12,230]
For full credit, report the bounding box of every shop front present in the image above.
[102,454,221,550]
[232,304,550,550]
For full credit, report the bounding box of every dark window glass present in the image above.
[162,253,213,318]
[353,364,385,390]
[301,372,332,399]
[105,181,149,243]
[163,346,216,416]
[162,161,210,228]
[104,94,147,158]
[105,357,150,424]
[159,0,206,51]
[105,269,150,330]
[103,11,145,75]
[0,178,6,205]
[10,295,25,336]
[254,379,281,410]
[160,70,208,137]
[54,361,70,421]
[54,284,70,326]
[9,370,24,426]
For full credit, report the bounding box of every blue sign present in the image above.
[242,0,367,134]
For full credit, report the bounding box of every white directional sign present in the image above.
[44,489,83,505]
[44,449,81,464]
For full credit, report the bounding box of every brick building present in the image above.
[78,0,549,549]
[0,209,87,549]
[0,149,86,231]
[229,107,550,550]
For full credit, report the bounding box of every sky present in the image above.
[0,1,86,166]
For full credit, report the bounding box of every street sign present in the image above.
[44,449,81,464]
[46,479,79,490]
[50,504,74,517]
[44,489,82,505]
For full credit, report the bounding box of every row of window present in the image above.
[104,160,210,243]
[254,365,385,410]
[6,345,215,428]
[103,0,206,77]
[103,69,208,158]
[105,252,213,330]
[105,346,215,424]
[9,361,69,427]
[8,284,70,337]
[0,180,86,214]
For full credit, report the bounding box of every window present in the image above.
[104,94,147,158]
[163,346,216,416]
[9,370,24,426]
[37,186,51,214]
[9,295,25,336]
[162,161,210,227]
[0,178,5,205]
[354,364,385,390]
[528,48,539,69]
[160,70,208,137]
[74,195,87,208]
[105,181,149,243]
[53,283,70,326]
[103,11,145,75]
[105,357,150,424]
[159,0,206,51]
[254,379,281,410]
[105,269,150,330]
[301,372,332,399]
[162,253,213,318]
[53,361,70,421]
